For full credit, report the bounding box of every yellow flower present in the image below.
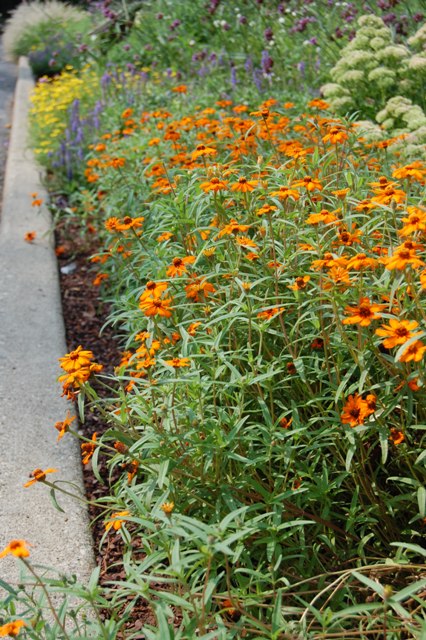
[105,510,130,531]
[0,620,26,637]
[161,501,175,514]
[0,540,30,559]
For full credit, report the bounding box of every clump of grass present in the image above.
[2,0,91,76]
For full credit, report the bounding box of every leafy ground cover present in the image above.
[1,1,426,638]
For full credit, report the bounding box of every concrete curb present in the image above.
[0,58,94,586]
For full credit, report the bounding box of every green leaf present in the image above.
[389,578,426,603]
[390,542,426,558]
[351,570,384,597]
[272,589,283,634]
[49,487,65,513]
[417,486,426,518]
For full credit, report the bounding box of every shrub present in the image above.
[35,95,426,637]
[321,14,426,121]
[2,0,92,76]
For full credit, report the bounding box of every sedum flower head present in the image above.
[370,37,387,51]
[340,69,365,85]
[358,14,388,30]
[329,96,354,112]
[321,83,349,98]
[368,67,396,89]
[378,45,410,62]
[355,120,384,141]
[408,24,426,51]
[409,54,426,72]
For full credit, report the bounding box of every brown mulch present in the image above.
[55,222,156,637]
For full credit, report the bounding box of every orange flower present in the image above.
[185,277,216,301]
[332,188,350,199]
[24,231,36,243]
[311,337,324,350]
[93,273,109,286]
[289,275,310,290]
[269,185,300,201]
[58,369,91,398]
[0,540,30,559]
[230,176,258,193]
[292,176,322,192]
[323,266,351,290]
[354,199,377,213]
[369,175,396,190]
[116,215,145,231]
[341,393,369,427]
[375,318,421,349]
[81,433,97,464]
[24,468,58,487]
[279,416,293,429]
[172,84,187,93]
[365,394,377,415]
[306,210,338,225]
[105,510,130,531]
[392,161,426,182]
[164,357,191,367]
[382,246,425,271]
[139,296,173,318]
[336,226,362,246]
[257,306,284,320]
[346,253,377,270]
[114,440,128,454]
[54,411,76,442]
[139,281,168,302]
[308,99,329,109]
[311,252,342,271]
[236,236,258,249]
[0,620,26,637]
[389,428,405,445]
[217,219,250,238]
[256,204,277,217]
[287,361,297,375]
[342,297,384,327]
[104,217,121,232]
[399,207,426,237]
[166,255,196,277]
[187,321,202,335]
[161,501,175,514]
[157,231,174,242]
[398,340,426,363]
[124,460,139,483]
[372,185,406,206]
[322,126,348,145]
[200,176,228,192]
[59,346,94,373]
[192,144,217,160]
[55,245,66,256]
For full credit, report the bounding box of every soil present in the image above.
[56,222,156,637]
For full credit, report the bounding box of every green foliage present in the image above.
[2,1,92,76]
[321,14,426,154]
[5,1,426,637]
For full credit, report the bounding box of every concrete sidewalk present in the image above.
[0,58,94,586]
[0,42,17,215]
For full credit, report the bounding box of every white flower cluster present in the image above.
[321,14,426,159]
[378,96,426,160]
[321,15,413,115]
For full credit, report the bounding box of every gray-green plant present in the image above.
[321,15,426,119]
